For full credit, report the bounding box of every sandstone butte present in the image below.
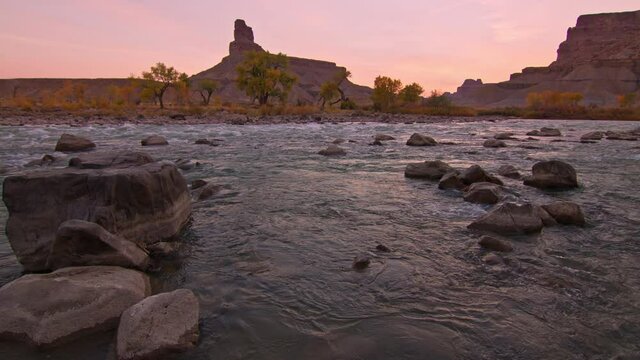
[450,10,640,107]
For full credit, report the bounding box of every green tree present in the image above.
[319,81,339,109]
[195,79,219,105]
[236,51,297,105]
[399,83,424,104]
[618,93,638,108]
[371,76,402,111]
[424,90,452,108]
[140,63,187,109]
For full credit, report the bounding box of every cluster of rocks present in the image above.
[0,134,202,358]
[319,132,439,157]
[404,157,586,263]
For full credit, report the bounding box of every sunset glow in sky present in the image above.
[1,0,638,92]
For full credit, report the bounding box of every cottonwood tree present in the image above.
[236,51,297,105]
[140,63,187,109]
[195,79,219,105]
[399,82,424,104]
[371,76,402,111]
[319,69,352,109]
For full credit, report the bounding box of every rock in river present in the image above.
[141,135,168,146]
[478,236,513,252]
[2,153,191,271]
[527,127,562,137]
[68,151,154,169]
[496,165,521,179]
[468,202,556,235]
[0,266,150,347]
[404,160,453,180]
[318,144,346,156]
[117,289,199,360]
[54,133,96,152]
[463,182,503,204]
[438,171,465,190]
[523,160,578,190]
[541,201,586,226]
[46,220,150,271]
[374,134,395,141]
[483,139,507,148]
[459,165,503,186]
[406,133,437,146]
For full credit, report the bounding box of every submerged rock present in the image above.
[198,183,223,200]
[527,127,562,137]
[332,138,346,144]
[352,254,371,270]
[369,140,384,146]
[463,182,502,204]
[468,203,556,235]
[117,289,199,360]
[523,160,578,190]
[2,156,191,271]
[580,131,604,141]
[606,131,638,141]
[68,151,154,169]
[375,244,391,252]
[0,266,150,347]
[404,160,453,180]
[483,139,507,148]
[478,236,513,252]
[406,133,437,146]
[542,201,586,226]
[191,179,208,190]
[141,135,168,146]
[47,220,149,271]
[494,132,515,140]
[482,253,503,265]
[318,144,346,156]
[54,133,96,152]
[374,134,395,141]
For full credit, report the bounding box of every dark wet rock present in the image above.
[318,144,346,156]
[374,134,395,141]
[527,127,562,137]
[332,138,346,144]
[47,220,149,271]
[54,134,96,152]
[459,165,503,186]
[478,235,513,252]
[26,154,58,167]
[169,114,186,120]
[68,151,154,169]
[542,201,586,226]
[497,165,521,179]
[147,242,181,258]
[494,132,515,140]
[468,202,556,235]
[406,133,437,146]
[0,266,150,347]
[483,139,507,148]
[3,161,191,271]
[404,160,453,180]
[198,183,223,200]
[463,182,502,205]
[352,254,371,270]
[191,179,208,190]
[195,138,212,145]
[606,131,638,141]
[523,160,578,190]
[438,171,465,190]
[482,253,503,265]
[580,131,604,141]
[375,244,391,252]
[369,140,384,146]
[141,135,168,146]
[117,289,199,360]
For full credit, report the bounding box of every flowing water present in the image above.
[0,119,639,360]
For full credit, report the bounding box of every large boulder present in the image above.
[463,182,503,204]
[404,160,453,180]
[459,165,504,186]
[54,134,96,152]
[2,157,191,271]
[468,203,556,235]
[523,160,579,190]
[141,135,168,146]
[541,201,586,226]
[69,151,154,169]
[46,220,149,271]
[117,289,199,360]
[406,133,437,146]
[0,266,150,347]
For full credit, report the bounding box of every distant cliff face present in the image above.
[451,10,640,108]
[192,19,372,105]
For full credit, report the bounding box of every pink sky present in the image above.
[1,0,638,92]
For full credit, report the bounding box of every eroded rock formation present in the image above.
[451,10,640,107]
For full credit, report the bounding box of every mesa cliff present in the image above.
[451,10,640,107]
[191,20,372,105]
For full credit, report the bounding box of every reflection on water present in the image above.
[0,119,639,359]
